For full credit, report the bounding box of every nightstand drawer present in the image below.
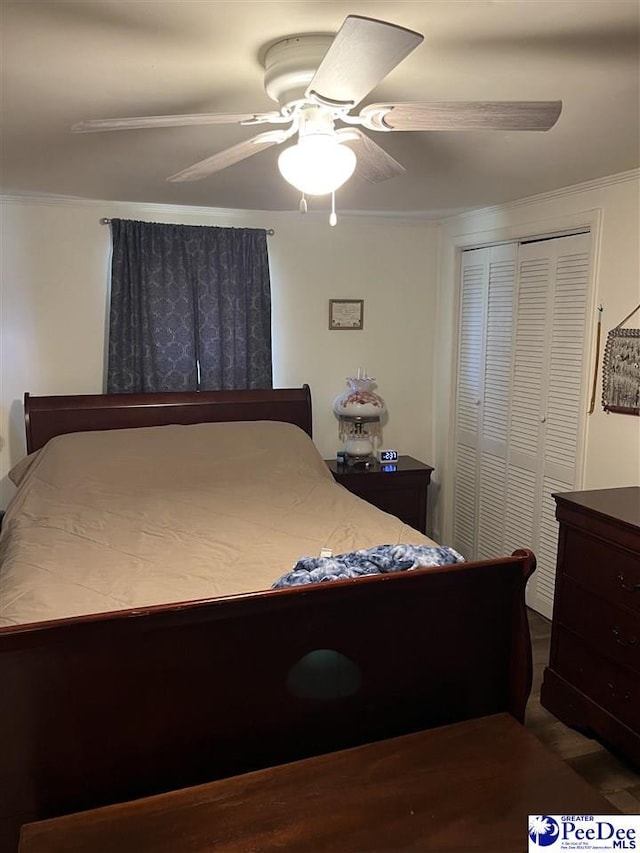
[350,484,424,532]
[555,629,640,731]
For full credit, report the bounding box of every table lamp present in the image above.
[333,370,386,465]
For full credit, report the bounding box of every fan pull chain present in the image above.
[299,194,307,214]
[330,191,337,227]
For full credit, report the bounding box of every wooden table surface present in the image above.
[20,713,615,853]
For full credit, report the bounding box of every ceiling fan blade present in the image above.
[362,101,563,131]
[342,129,405,183]
[71,113,269,132]
[167,131,285,182]
[306,15,423,108]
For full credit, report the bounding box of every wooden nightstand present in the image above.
[325,456,434,534]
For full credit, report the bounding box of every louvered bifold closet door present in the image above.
[508,233,591,618]
[453,248,487,558]
[535,234,591,615]
[503,248,550,558]
[453,245,517,560]
[476,245,518,560]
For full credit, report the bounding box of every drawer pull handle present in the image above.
[606,682,632,702]
[617,574,640,592]
[612,627,638,647]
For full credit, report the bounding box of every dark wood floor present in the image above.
[526,609,640,814]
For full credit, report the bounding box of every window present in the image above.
[107,219,272,392]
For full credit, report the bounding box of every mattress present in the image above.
[0,420,435,627]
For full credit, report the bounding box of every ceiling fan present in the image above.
[71,15,562,199]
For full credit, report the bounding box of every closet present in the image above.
[452,232,592,618]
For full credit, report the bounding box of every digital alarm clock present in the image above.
[378,449,398,462]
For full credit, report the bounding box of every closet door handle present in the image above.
[607,682,632,702]
[540,414,547,423]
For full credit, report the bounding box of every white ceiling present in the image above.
[2,0,639,218]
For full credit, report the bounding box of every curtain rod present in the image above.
[99,217,274,235]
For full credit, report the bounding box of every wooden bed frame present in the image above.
[0,387,536,852]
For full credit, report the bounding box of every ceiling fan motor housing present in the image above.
[264,35,333,108]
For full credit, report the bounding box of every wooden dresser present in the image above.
[541,486,640,767]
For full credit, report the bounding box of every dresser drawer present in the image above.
[561,526,640,614]
[555,628,640,731]
[558,575,640,674]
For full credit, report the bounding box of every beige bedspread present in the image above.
[0,420,435,627]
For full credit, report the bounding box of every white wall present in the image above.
[0,196,438,508]
[2,172,637,536]
[433,170,640,542]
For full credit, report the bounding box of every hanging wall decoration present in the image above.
[602,303,640,416]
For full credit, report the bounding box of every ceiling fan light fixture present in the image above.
[278,134,356,196]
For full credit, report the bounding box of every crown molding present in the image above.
[0,192,441,228]
[2,169,637,225]
[442,169,640,225]
[0,192,276,221]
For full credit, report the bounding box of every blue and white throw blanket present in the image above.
[272,544,464,589]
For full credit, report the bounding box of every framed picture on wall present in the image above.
[329,299,364,330]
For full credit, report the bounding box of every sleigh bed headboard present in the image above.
[24,385,313,453]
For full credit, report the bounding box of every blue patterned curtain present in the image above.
[107,219,272,392]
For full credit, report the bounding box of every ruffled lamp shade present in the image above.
[333,372,386,459]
